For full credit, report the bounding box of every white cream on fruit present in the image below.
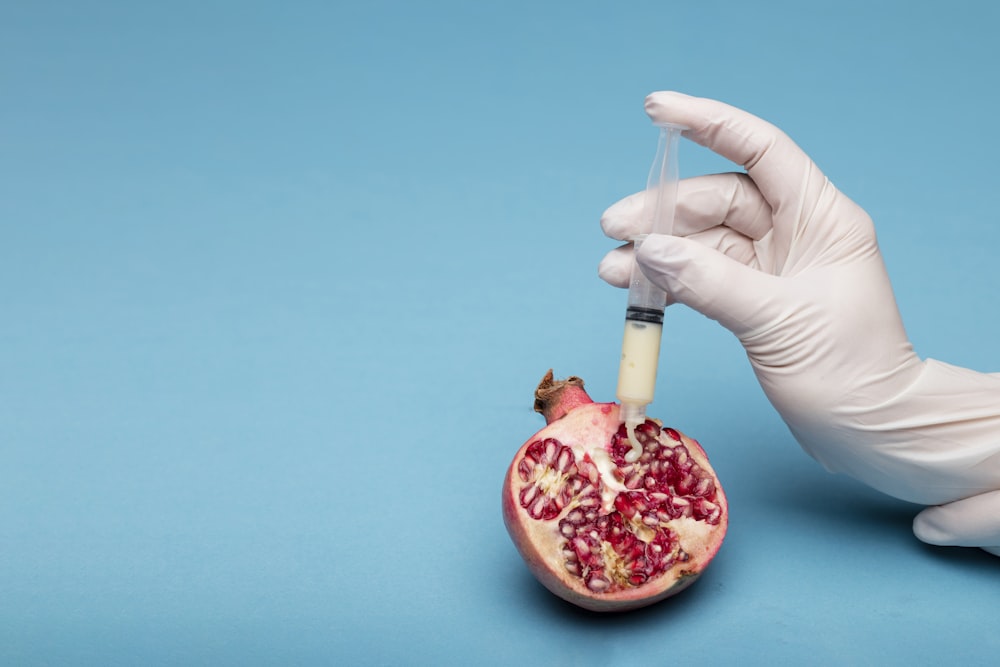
[583,445,627,512]
[617,320,663,462]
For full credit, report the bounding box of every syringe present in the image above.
[616,123,685,463]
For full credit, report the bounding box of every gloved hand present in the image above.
[598,91,1000,556]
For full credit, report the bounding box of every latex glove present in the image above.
[599,92,1000,556]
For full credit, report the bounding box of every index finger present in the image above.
[644,92,828,236]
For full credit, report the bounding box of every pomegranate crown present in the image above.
[533,370,593,424]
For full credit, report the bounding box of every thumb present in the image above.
[912,490,1000,554]
[636,234,782,337]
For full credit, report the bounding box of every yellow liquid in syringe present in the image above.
[616,320,662,405]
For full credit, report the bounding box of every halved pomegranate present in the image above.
[502,371,728,612]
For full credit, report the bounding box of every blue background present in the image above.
[3,1,998,664]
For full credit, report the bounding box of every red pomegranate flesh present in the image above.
[502,371,728,612]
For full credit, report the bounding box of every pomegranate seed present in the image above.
[586,576,610,593]
[557,448,572,473]
[674,447,688,467]
[520,485,537,506]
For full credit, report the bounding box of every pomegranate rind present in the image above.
[502,402,727,612]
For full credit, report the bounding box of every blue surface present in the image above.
[3,1,999,664]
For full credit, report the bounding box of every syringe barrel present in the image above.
[625,236,666,320]
[615,123,685,413]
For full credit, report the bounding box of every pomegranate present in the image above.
[502,371,728,612]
